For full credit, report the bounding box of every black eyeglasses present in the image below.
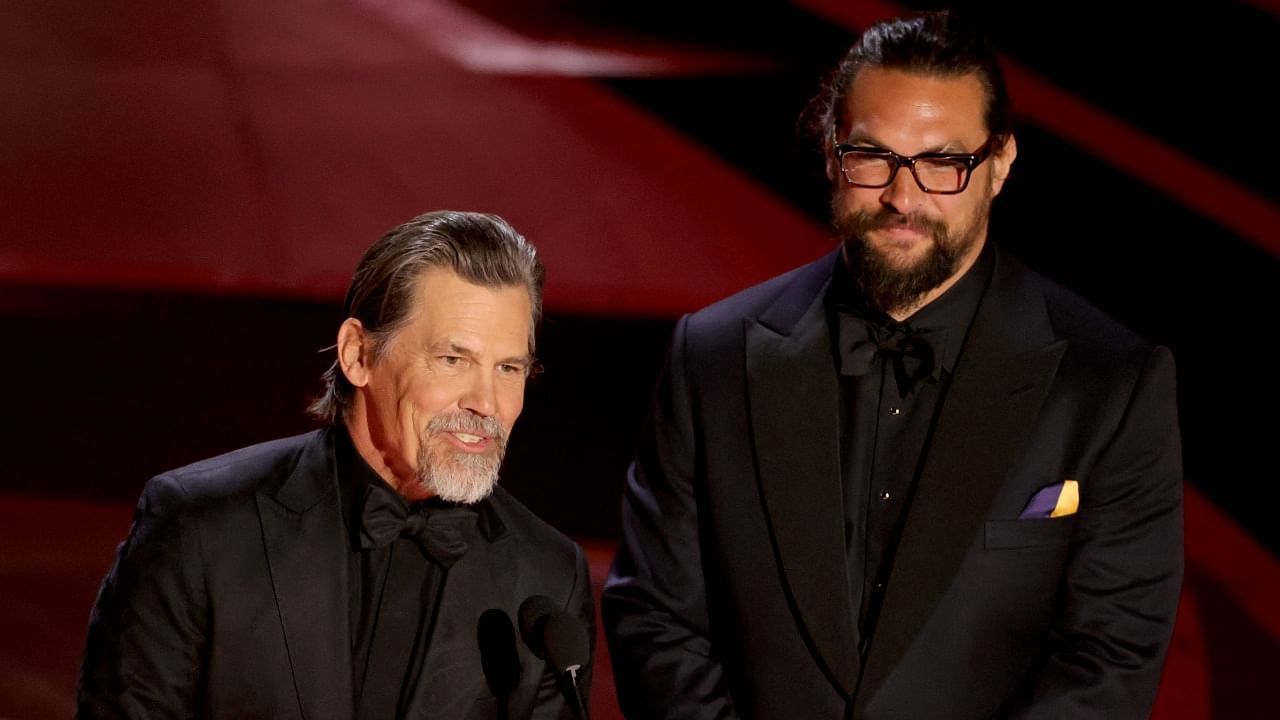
[833,136,996,194]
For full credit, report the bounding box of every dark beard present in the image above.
[832,204,982,315]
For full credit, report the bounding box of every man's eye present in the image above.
[499,363,525,375]
[441,356,462,366]
[919,158,968,170]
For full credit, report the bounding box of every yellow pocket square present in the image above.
[1019,479,1079,519]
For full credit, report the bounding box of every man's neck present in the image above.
[342,406,421,500]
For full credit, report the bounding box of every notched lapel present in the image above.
[257,431,354,720]
[746,295,859,697]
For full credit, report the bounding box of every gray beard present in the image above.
[414,411,507,505]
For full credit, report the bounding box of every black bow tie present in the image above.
[837,311,942,397]
[356,482,478,568]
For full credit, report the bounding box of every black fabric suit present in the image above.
[78,428,594,720]
[603,247,1182,719]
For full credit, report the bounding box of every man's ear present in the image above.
[337,318,372,388]
[990,133,1017,197]
[824,131,844,184]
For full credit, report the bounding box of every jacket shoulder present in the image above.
[997,255,1170,396]
[686,248,834,343]
[1016,259,1159,360]
[689,250,835,330]
[485,486,582,559]
[149,430,323,503]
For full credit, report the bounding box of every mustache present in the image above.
[847,208,945,236]
[427,411,507,442]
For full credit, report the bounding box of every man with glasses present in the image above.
[604,10,1182,719]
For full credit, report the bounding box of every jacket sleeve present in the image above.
[77,474,208,719]
[602,315,741,720]
[1003,345,1185,718]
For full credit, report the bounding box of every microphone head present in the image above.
[542,610,591,674]
[517,594,559,659]
[477,608,519,697]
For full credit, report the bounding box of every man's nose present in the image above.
[879,165,922,214]
[459,371,497,418]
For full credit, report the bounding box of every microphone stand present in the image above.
[562,664,589,720]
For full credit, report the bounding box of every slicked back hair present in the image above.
[803,10,1013,156]
[308,210,544,424]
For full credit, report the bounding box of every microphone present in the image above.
[517,595,590,719]
[477,608,519,720]
[517,595,557,661]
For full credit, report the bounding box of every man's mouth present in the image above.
[872,224,930,243]
[427,411,507,455]
[873,219,927,233]
[437,430,494,455]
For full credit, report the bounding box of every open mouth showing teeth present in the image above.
[452,432,485,444]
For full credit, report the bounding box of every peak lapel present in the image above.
[746,275,859,697]
[256,430,354,720]
[855,255,1067,709]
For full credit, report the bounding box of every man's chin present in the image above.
[863,223,930,251]
[431,479,496,505]
[422,450,502,504]
[876,246,932,273]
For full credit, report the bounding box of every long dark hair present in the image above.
[801,10,1013,153]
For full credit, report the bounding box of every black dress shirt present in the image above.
[825,242,994,654]
[334,426,471,720]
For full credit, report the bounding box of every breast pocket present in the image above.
[984,516,1076,550]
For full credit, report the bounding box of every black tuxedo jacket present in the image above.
[603,247,1182,719]
[78,428,594,719]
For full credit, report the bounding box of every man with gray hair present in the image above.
[78,210,594,719]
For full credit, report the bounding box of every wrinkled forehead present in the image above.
[402,267,537,352]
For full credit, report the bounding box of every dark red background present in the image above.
[2,2,1277,718]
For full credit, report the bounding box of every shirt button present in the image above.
[889,407,901,416]
[879,491,891,502]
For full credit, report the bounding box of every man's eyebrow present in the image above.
[841,133,970,154]
[430,341,532,367]
[498,353,534,367]
[927,140,976,154]
[429,340,477,359]
[840,131,886,147]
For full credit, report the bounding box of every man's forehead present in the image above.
[841,68,987,126]
[401,267,533,347]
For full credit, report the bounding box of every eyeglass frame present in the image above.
[831,133,998,195]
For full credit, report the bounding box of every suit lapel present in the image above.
[411,502,513,720]
[855,252,1067,709]
[256,429,354,720]
[746,251,860,698]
